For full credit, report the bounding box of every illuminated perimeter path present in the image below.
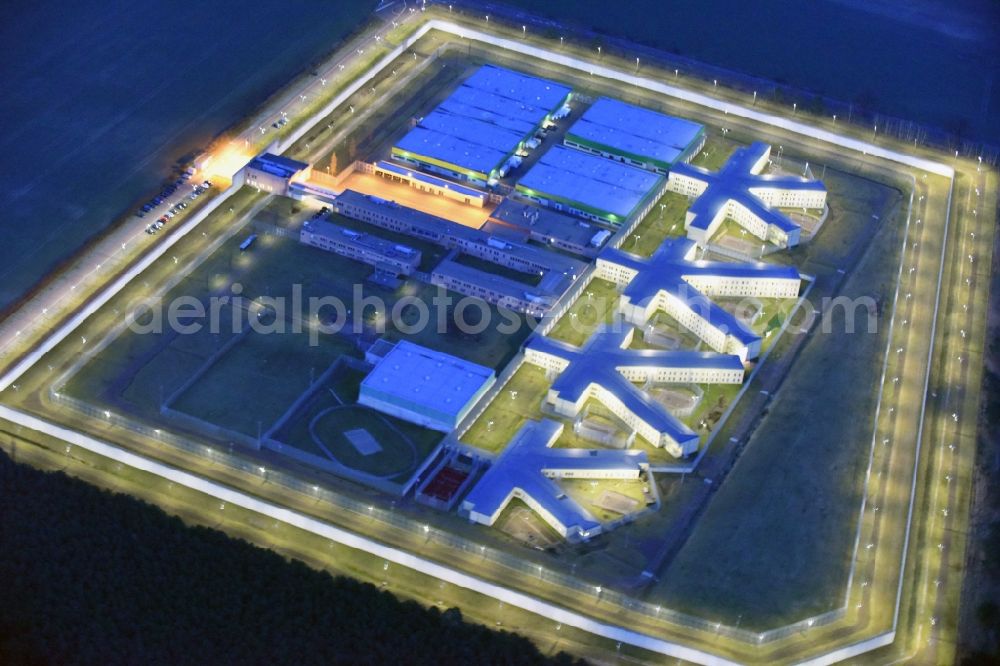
[0,16,959,666]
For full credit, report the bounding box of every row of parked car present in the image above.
[136,168,198,218]
[146,180,212,236]
[142,175,214,235]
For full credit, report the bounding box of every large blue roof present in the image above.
[517,145,663,220]
[527,325,743,448]
[393,65,571,177]
[600,237,800,347]
[360,341,494,422]
[567,98,704,168]
[671,141,826,235]
[463,419,647,537]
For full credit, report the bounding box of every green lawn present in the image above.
[545,278,620,347]
[626,191,690,257]
[690,133,739,171]
[460,364,551,454]
[559,477,650,523]
[170,329,354,438]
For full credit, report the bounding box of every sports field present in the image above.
[272,365,443,482]
[169,329,353,439]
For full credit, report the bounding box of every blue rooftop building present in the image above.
[359,341,496,432]
[525,325,744,457]
[564,98,705,174]
[462,419,649,541]
[516,145,666,224]
[598,237,802,361]
[667,142,827,248]
[243,153,311,195]
[392,65,572,183]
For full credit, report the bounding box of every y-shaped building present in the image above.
[668,141,827,248]
[597,238,801,361]
[462,419,648,542]
[525,326,744,457]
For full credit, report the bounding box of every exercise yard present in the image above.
[169,328,355,439]
[559,478,651,523]
[494,498,564,551]
[271,365,443,484]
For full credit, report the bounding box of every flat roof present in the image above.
[247,152,309,179]
[335,190,586,279]
[393,65,571,177]
[566,98,704,169]
[528,326,743,447]
[517,145,663,220]
[360,341,494,419]
[374,161,486,199]
[488,199,608,250]
[302,218,419,263]
[462,64,572,113]
[463,419,647,536]
[433,259,557,305]
[599,237,800,346]
[671,142,827,235]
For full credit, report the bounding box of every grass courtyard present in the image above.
[460,364,551,454]
[545,278,621,347]
[690,133,738,171]
[626,191,690,257]
[559,477,651,523]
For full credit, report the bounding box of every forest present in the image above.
[0,449,585,665]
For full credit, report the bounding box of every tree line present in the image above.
[0,449,585,665]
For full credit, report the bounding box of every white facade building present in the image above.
[462,419,648,541]
[668,141,826,248]
[525,326,744,457]
[597,237,801,361]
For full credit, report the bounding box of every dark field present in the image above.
[502,0,999,144]
[0,0,376,311]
